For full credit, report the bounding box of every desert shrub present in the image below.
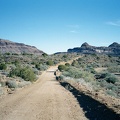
[85,67,96,74]
[42,53,48,57]
[108,66,120,73]
[0,63,7,70]
[56,75,64,81]
[96,72,118,84]
[35,64,40,70]
[54,60,59,65]
[65,63,70,67]
[95,72,109,79]
[46,60,54,66]
[33,68,40,75]
[14,60,20,66]
[58,65,67,71]
[106,90,117,97]
[12,53,18,55]
[0,81,6,87]
[5,52,11,55]
[105,74,118,84]
[19,67,36,82]
[59,75,64,80]
[9,67,21,77]
[62,55,67,58]
[6,80,18,88]
[63,67,82,78]
[107,84,119,92]
[39,64,48,71]
[99,80,108,87]
[71,60,79,67]
[18,81,31,88]
[9,67,36,82]
[62,66,94,81]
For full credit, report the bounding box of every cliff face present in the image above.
[0,39,44,55]
[68,42,120,56]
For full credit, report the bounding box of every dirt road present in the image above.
[0,66,87,120]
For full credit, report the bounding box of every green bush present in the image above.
[5,52,10,55]
[14,60,20,66]
[9,66,36,82]
[9,67,21,77]
[0,63,7,70]
[20,67,36,82]
[46,60,54,66]
[58,65,67,71]
[35,64,40,70]
[65,63,70,67]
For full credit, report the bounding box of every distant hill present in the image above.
[67,42,120,56]
[0,39,44,55]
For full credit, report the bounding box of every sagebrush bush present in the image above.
[97,72,119,84]
[18,81,31,88]
[105,75,118,84]
[0,81,6,87]
[108,66,120,73]
[39,64,48,71]
[106,90,117,97]
[62,66,94,81]
[6,80,18,88]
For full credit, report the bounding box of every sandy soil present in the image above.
[0,66,87,120]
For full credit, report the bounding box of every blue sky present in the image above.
[0,0,120,54]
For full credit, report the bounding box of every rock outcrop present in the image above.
[0,39,44,55]
[68,42,120,56]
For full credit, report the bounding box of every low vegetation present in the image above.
[57,54,120,98]
[0,52,79,95]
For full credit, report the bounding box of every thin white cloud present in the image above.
[70,30,79,33]
[106,20,120,27]
[68,24,80,33]
[67,25,80,28]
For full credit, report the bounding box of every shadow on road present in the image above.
[60,82,120,120]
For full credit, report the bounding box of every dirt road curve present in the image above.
[0,66,87,120]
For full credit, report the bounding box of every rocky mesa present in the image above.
[68,42,120,56]
[0,39,44,55]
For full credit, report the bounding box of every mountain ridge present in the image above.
[68,42,120,56]
[0,39,44,55]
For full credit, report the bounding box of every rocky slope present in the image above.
[0,39,44,55]
[68,42,120,56]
